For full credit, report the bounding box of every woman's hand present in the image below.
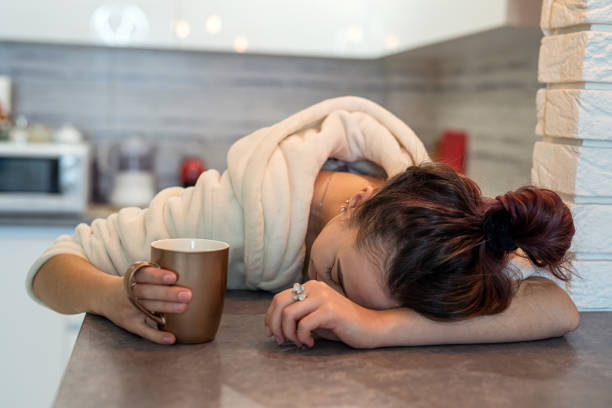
[101,266,192,345]
[264,280,387,349]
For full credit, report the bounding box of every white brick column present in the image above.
[533,0,612,310]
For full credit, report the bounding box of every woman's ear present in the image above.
[349,185,375,208]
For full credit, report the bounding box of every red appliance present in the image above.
[436,130,468,174]
[180,157,206,187]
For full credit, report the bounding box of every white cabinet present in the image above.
[0,225,83,408]
[0,0,539,58]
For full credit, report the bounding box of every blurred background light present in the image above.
[384,34,399,51]
[346,25,363,43]
[233,35,248,53]
[90,4,149,45]
[175,19,191,39]
[205,14,222,35]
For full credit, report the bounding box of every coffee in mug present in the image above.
[124,238,229,344]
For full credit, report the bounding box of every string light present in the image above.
[175,20,191,39]
[206,15,222,34]
[233,35,248,53]
[346,25,363,43]
[385,34,399,51]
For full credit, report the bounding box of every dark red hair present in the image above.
[351,162,575,320]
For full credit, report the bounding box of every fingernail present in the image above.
[178,291,191,301]
[162,336,173,344]
[275,336,282,345]
[175,303,186,312]
[163,274,174,283]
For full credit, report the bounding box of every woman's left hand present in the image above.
[264,280,386,349]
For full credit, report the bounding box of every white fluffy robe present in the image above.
[25,96,431,304]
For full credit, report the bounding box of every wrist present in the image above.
[372,308,417,348]
[91,274,121,317]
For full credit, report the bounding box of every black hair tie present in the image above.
[482,209,518,253]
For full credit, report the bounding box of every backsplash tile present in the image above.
[384,27,542,197]
[0,29,542,201]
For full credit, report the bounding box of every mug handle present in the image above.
[124,261,167,326]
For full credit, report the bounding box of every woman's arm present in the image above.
[376,277,580,347]
[265,277,579,348]
[32,254,191,344]
[32,254,115,315]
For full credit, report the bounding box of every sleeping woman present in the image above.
[265,163,578,348]
[27,97,579,348]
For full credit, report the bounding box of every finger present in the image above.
[265,296,280,341]
[313,328,341,342]
[280,300,318,347]
[130,320,176,345]
[139,299,188,314]
[132,283,192,303]
[266,290,295,344]
[264,301,273,336]
[297,309,332,348]
[264,292,285,329]
[134,267,177,285]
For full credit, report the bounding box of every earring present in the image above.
[340,199,350,212]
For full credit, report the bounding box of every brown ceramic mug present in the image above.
[124,238,229,344]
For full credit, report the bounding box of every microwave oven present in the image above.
[0,142,90,214]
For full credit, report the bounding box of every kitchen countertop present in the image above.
[0,204,117,227]
[54,291,612,408]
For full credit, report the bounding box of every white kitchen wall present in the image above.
[0,0,527,58]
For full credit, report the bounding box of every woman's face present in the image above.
[308,210,399,310]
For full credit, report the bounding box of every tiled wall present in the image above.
[0,30,542,200]
[0,41,384,198]
[384,27,543,198]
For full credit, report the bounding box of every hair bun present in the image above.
[493,186,575,280]
[482,208,517,253]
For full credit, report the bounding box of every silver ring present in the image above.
[292,282,307,301]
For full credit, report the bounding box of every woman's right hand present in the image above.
[102,266,192,345]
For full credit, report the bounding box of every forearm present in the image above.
[32,254,118,316]
[376,278,580,347]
